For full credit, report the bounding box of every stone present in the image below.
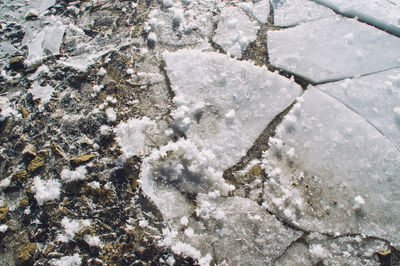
[70,153,96,165]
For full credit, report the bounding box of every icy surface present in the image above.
[25,18,66,66]
[146,0,220,46]
[28,82,54,112]
[312,0,400,37]
[317,68,400,150]
[163,49,302,169]
[114,117,159,158]
[212,6,259,58]
[235,0,270,24]
[268,15,400,83]
[272,0,334,27]
[262,87,400,247]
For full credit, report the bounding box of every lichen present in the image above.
[19,242,37,263]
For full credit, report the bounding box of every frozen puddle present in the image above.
[312,0,400,37]
[262,87,400,248]
[272,0,334,27]
[140,49,302,263]
[268,15,400,83]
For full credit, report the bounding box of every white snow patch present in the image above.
[57,217,90,242]
[50,253,82,266]
[60,166,87,182]
[0,224,8,233]
[235,0,270,24]
[32,176,61,205]
[83,234,103,247]
[105,108,117,122]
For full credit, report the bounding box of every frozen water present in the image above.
[268,15,400,83]
[272,0,334,27]
[28,82,54,112]
[0,42,17,59]
[235,0,270,24]
[145,0,220,46]
[312,0,400,37]
[157,194,301,265]
[262,87,400,248]
[163,49,302,169]
[25,19,66,66]
[212,6,259,58]
[317,68,400,150]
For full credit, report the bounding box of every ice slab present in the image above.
[196,195,301,265]
[212,6,259,58]
[272,0,334,27]
[268,15,400,84]
[158,194,301,265]
[312,0,400,37]
[317,68,400,150]
[0,42,17,59]
[261,87,400,248]
[146,0,220,46]
[25,19,66,66]
[235,0,271,24]
[163,49,302,170]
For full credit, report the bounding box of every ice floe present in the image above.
[272,0,334,27]
[268,15,400,83]
[213,6,259,58]
[262,87,400,248]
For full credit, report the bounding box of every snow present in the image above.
[272,0,334,27]
[57,217,90,242]
[0,224,8,233]
[105,108,116,122]
[312,0,400,37]
[50,253,82,266]
[268,15,400,83]
[0,96,21,121]
[261,87,400,248]
[25,18,66,66]
[28,82,54,112]
[114,117,159,158]
[235,0,270,24]
[212,6,259,58]
[31,176,61,205]
[60,166,87,182]
[83,235,103,247]
[316,68,400,150]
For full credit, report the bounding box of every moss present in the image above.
[19,198,29,209]
[0,205,9,223]
[248,164,264,176]
[21,108,29,118]
[70,153,96,165]
[12,170,29,184]
[19,242,37,263]
[27,155,44,173]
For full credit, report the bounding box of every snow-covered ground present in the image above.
[0,0,399,265]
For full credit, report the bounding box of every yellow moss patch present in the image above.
[12,170,29,184]
[70,153,96,165]
[19,242,37,263]
[0,205,9,223]
[19,198,29,209]
[27,156,44,173]
[248,164,264,176]
[21,108,30,118]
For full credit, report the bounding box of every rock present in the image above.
[22,144,37,158]
[51,143,65,158]
[70,153,96,165]
[9,56,25,71]
[19,242,37,263]
[27,155,44,173]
